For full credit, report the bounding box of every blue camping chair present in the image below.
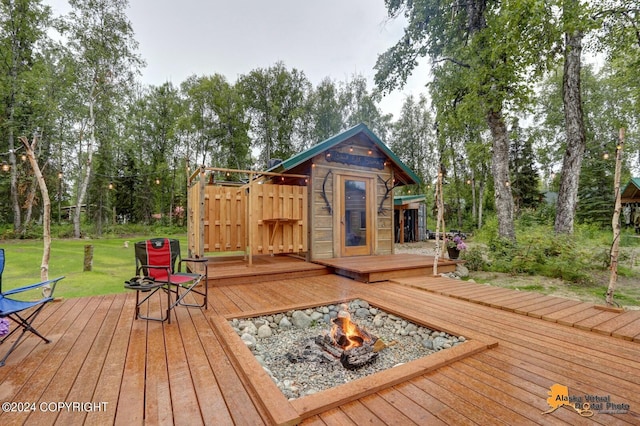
[0,248,64,367]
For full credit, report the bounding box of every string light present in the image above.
[155,178,160,185]
[1,163,9,172]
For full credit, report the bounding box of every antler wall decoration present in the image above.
[321,170,333,214]
[377,175,400,215]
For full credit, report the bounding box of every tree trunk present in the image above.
[487,109,515,241]
[20,136,51,284]
[8,3,21,233]
[606,129,624,305]
[74,87,97,238]
[478,178,485,229]
[22,177,38,235]
[555,28,586,235]
[470,173,477,226]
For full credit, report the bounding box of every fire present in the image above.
[330,310,373,351]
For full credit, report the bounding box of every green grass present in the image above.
[507,284,546,292]
[1,235,187,299]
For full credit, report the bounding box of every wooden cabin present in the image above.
[394,194,427,243]
[187,123,420,263]
[622,177,640,232]
[267,123,420,260]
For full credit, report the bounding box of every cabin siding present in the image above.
[310,140,394,260]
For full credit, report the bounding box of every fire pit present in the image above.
[230,299,467,399]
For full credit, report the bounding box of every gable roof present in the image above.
[622,177,640,203]
[394,194,426,206]
[267,123,421,185]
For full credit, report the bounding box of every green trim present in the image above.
[623,177,640,191]
[267,123,421,185]
[394,195,426,205]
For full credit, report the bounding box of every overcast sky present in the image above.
[47,0,430,119]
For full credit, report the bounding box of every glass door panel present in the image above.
[341,177,371,256]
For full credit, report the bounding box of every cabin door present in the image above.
[338,175,373,256]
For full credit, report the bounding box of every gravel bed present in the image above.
[229,299,466,400]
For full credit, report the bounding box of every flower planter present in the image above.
[447,247,460,260]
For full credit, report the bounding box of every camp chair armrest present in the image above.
[178,257,207,273]
[2,276,64,296]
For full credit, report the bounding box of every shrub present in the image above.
[461,246,486,271]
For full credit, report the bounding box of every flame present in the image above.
[330,310,371,351]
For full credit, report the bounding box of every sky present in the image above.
[47,0,431,120]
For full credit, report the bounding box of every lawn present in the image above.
[0,235,187,299]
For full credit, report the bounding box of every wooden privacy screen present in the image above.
[250,183,307,255]
[188,176,307,258]
[205,185,246,252]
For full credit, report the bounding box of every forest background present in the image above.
[1,1,639,305]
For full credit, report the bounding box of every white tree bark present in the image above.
[605,129,624,306]
[74,83,97,238]
[19,135,52,286]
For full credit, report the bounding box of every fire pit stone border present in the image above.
[213,298,499,425]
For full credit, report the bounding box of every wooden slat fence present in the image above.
[251,183,307,255]
[204,185,246,253]
[188,178,308,258]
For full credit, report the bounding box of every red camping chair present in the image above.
[0,248,65,366]
[127,238,208,323]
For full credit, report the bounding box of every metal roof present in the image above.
[394,194,426,205]
[621,177,640,203]
[267,123,421,185]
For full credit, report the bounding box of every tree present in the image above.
[533,62,632,226]
[340,74,391,141]
[59,0,142,238]
[375,0,560,241]
[180,75,251,170]
[237,62,311,167]
[20,135,51,282]
[510,121,540,212]
[390,94,435,192]
[597,1,640,165]
[0,0,52,233]
[308,77,343,142]
[554,0,590,234]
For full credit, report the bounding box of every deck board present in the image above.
[1,261,639,425]
[611,317,640,340]
[314,254,457,282]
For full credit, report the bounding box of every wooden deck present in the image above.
[206,254,329,286]
[1,271,639,424]
[314,254,457,282]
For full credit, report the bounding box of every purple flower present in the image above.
[447,235,467,251]
[0,318,9,337]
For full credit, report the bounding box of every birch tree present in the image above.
[19,135,51,283]
[59,0,142,238]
